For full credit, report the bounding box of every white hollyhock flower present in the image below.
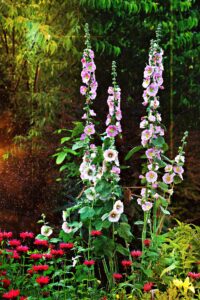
[113,200,124,214]
[108,210,121,222]
[62,211,68,222]
[84,187,96,201]
[103,149,118,162]
[62,222,72,234]
[41,225,53,237]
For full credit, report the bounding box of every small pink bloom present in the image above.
[106,125,118,137]
[84,124,95,135]
[147,83,159,97]
[146,171,158,183]
[142,202,153,211]
[163,173,174,184]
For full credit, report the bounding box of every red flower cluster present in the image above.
[113,273,123,280]
[36,276,50,287]
[131,250,142,258]
[59,242,74,249]
[32,264,49,272]
[143,282,153,292]
[2,289,20,299]
[188,272,200,279]
[16,246,29,253]
[8,239,21,247]
[1,278,11,288]
[143,239,151,247]
[91,230,102,236]
[121,260,132,268]
[50,249,64,257]
[29,253,43,260]
[34,239,48,247]
[0,232,13,239]
[83,260,95,266]
[20,232,34,240]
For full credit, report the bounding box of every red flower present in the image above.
[121,260,132,268]
[32,265,49,272]
[43,253,53,260]
[2,289,20,299]
[8,239,21,247]
[60,243,74,249]
[36,276,50,287]
[12,250,20,260]
[131,250,142,258]
[143,239,151,247]
[0,270,7,276]
[16,246,29,252]
[188,272,200,279]
[20,297,28,300]
[1,278,11,288]
[29,253,43,260]
[83,260,95,266]
[91,230,102,236]
[34,239,48,247]
[143,282,153,292]
[20,232,34,239]
[50,249,64,257]
[1,232,13,239]
[113,273,123,280]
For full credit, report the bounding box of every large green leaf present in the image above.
[117,222,133,242]
[125,145,143,161]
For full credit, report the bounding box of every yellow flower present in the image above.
[116,295,120,299]
[173,277,195,294]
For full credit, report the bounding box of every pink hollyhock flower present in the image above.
[90,81,98,92]
[131,250,142,258]
[113,273,123,280]
[81,70,90,84]
[155,52,162,63]
[173,165,184,175]
[36,276,50,287]
[141,129,153,141]
[155,125,164,136]
[8,239,21,247]
[90,91,97,100]
[86,61,96,72]
[60,243,74,249]
[142,77,150,88]
[106,125,118,137]
[89,109,96,116]
[111,166,120,174]
[150,99,159,109]
[84,124,95,135]
[153,72,163,86]
[146,171,158,183]
[91,230,102,236]
[80,85,87,95]
[142,202,153,211]
[121,260,132,268]
[143,282,153,292]
[163,173,174,184]
[108,86,114,94]
[80,133,86,140]
[88,49,94,59]
[165,164,173,172]
[140,119,148,128]
[137,198,142,205]
[145,148,155,159]
[116,109,122,121]
[148,114,156,122]
[83,260,95,266]
[147,83,159,97]
[81,57,86,67]
[144,65,154,78]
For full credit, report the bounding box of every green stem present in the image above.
[153,200,157,235]
[142,212,148,253]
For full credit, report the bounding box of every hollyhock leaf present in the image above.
[72,140,87,150]
[116,243,130,256]
[134,221,144,225]
[117,223,133,242]
[56,152,67,164]
[173,175,182,184]
[35,234,48,240]
[154,158,167,168]
[159,182,169,192]
[160,206,170,215]
[72,122,84,137]
[101,213,109,221]
[78,206,95,220]
[152,136,165,148]
[60,136,71,144]
[95,180,112,200]
[125,145,143,161]
[49,238,62,243]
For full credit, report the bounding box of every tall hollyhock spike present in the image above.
[79,24,98,185]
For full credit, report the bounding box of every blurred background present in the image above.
[0,0,199,232]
